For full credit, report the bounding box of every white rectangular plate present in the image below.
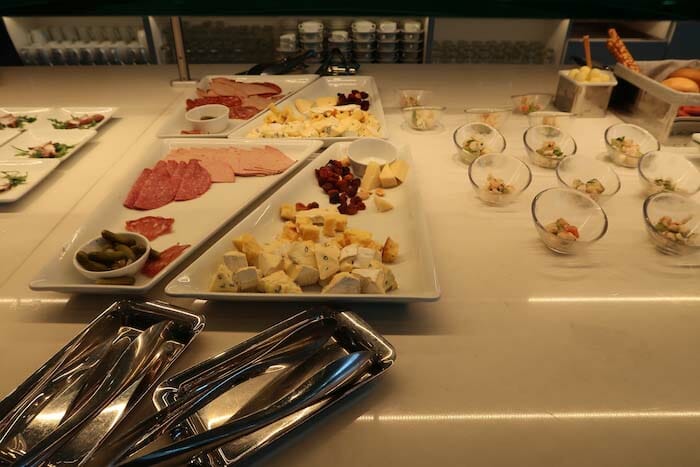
[0,107,51,142]
[37,107,117,131]
[157,75,318,138]
[166,142,440,302]
[0,128,97,204]
[0,128,20,147]
[229,76,388,146]
[30,138,323,294]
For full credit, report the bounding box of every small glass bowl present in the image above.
[531,187,609,254]
[643,192,700,255]
[637,151,700,196]
[464,107,512,129]
[511,93,554,114]
[397,89,432,109]
[527,111,574,130]
[604,123,660,168]
[523,125,577,169]
[453,122,507,164]
[555,156,621,203]
[468,153,532,206]
[402,106,445,131]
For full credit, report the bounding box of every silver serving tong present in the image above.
[119,350,375,466]
[94,318,336,466]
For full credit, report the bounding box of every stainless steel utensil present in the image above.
[120,350,375,466]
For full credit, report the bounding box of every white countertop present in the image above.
[1,64,700,467]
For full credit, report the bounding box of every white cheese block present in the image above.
[222,250,248,273]
[355,247,376,269]
[360,162,381,192]
[209,264,240,292]
[383,266,398,291]
[321,272,361,294]
[315,244,340,280]
[288,241,317,268]
[390,159,410,183]
[339,244,359,263]
[379,164,398,188]
[258,253,284,277]
[295,208,335,225]
[258,270,302,294]
[235,266,261,292]
[374,196,394,212]
[353,268,386,294]
[287,264,320,287]
[262,240,290,257]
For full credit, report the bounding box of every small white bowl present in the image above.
[347,138,398,176]
[637,150,700,196]
[185,104,229,133]
[73,232,150,280]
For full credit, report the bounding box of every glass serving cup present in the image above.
[523,124,577,169]
[464,107,512,129]
[643,192,700,255]
[527,111,574,131]
[604,123,660,168]
[453,122,507,164]
[397,89,432,109]
[531,187,608,254]
[468,153,532,206]
[511,93,553,114]
[555,156,621,203]
[637,151,700,196]
[402,106,445,131]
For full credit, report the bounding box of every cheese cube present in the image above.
[280,221,299,241]
[296,216,312,225]
[390,159,410,183]
[288,241,317,268]
[315,96,337,108]
[360,162,381,192]
[258,253,284,276]
[374,196,394,212]
[343,229,372,246]
[263,240,290,257]
[323,217,337,237]
[257,271,302,294]
[235,266,261,292]
[287,264,320,286]
[355,247,375,269]
[280,203,296,221]
[209,264,239,292]
[333,214,348,232]
[222,250,248,273]
[295,208,330,225]
[382,237,399,263]
[315,244,340,280]
[353,268,386,294]
[321,272,361,294]
[300,224,321,242]
[294,98,313,114]
[339,244,359,263]
[383,266,398,291]
[379,164,398,188]
[233,234,263,266]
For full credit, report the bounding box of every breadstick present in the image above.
[583,35,592,68]
[606,28,640,72]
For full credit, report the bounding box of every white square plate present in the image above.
[165,142,440,303]
[30,138,323,294]
[229,76,388,146]
[157,75,318,138]
[0,107,51,145]
[0,128,96,204]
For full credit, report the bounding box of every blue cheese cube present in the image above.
[321,272,361,294]
[235,266,261,292]
[288,241,317,268]
[315,244,340,280]
[223,250,248,273]
[209,264,239,292]
[352,268,386,294]
[383,266,398,292]
[257,270,302,294]
[287,264,320,287]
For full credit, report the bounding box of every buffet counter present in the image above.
[1,64,700,466]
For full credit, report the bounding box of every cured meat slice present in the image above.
[134,161,177,210]
[240,95,280,110]
[164,149,235,183]
[165,160,179,176]
[123,168,152,209]
[125,216,175,241]
[209,78,283,98]
[229,106,261,120]
[175,160,211,201]
[142,243,190,277]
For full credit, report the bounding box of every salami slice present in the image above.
[134,161,177,210]
[125,216,175,241]
[229,106,260,120]
[175,160,211,201]
[123,168,152,209]
[142,243,190,277]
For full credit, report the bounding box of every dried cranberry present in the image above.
[346,205,359,215]
[357,202,366,210]
[350,178,361,188]
[347,185,358,197]
[308,202,319,209]
[360,101,370,111]
[329,192,341,204]
[295,202,307,211]
[321,182,334,192]
[339,193,348,203]
[341,166,350,176]
[338,204,349,214]
[360,92,368,99]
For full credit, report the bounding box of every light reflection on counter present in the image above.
[529,296,700,304]
[355,410,700,422]
[0,298,69,305]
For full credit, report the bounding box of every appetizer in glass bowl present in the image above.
[637,151,700,196]
[527,111,573,130]
[464,107,512,129]
[511,93,553,114]
[531,187,608,254]
[468,153,532,206]
[604,123,659,168]
[643,192,700,255]
[523,125,577,169]
[555,156,621,203]
[402,106,445,131]
[397,89,432,109]
[453,122,506,164]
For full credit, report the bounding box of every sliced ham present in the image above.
[165,148,235,183]
[125,216,175,241]
[123,168,152,209]
[142,243,190,277]
[209,78,283,98]
[134,161,178,210]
